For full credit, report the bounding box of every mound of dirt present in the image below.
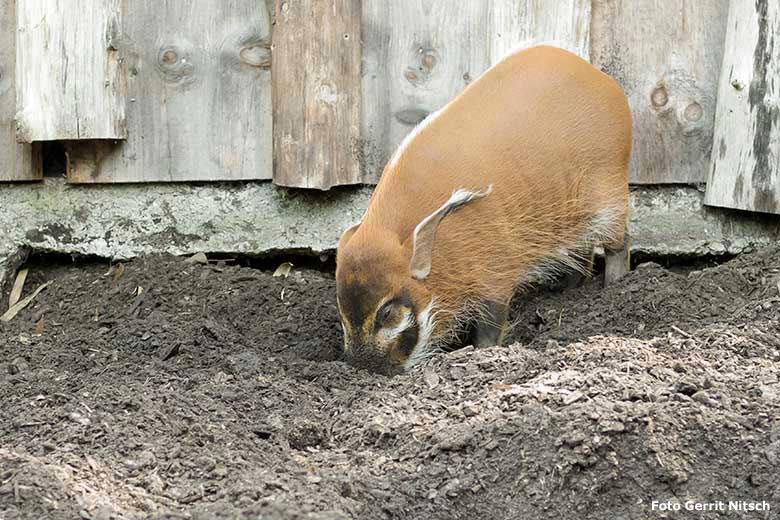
[1,246,778,519]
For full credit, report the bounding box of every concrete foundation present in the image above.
[1,179,779,294]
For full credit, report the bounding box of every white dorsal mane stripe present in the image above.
[387,110,441,170]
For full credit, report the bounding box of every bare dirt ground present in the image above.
[1,246,779,519]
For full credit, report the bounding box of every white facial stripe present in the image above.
[378,308,415,342]
[403,300,437,370]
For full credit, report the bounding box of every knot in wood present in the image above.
[684,101,703,122]
[156,45,197,86]
[650,85,669,108]
[239,44,271,68]
[405,46,440,86]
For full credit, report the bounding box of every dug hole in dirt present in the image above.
[1,245,779,519]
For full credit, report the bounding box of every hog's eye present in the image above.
[377,301,395,324]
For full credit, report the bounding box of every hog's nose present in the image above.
[344,346,403,375]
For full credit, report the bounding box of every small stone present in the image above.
[125,450,156,470]
[424,369,440,389]
[435,426,474,451]
[442,478,461,497]
[68,412,91,426]
[462,404,478,417]
[449,366,466,380]
[731,238,749,252]
[599,420,626,433]
[7,357,29,375]
[185,252,208,265]
[692,391,717,407]
[562,431,586,447]
[708,241,726,253]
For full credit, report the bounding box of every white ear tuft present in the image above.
[410,185,492,280]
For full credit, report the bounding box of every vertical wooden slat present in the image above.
[591,0,729,184]
[490,0,591,63]
[272,0,362,190]
[67,1,273,183]
[361,1,492,183]
[0,0,40,181]
[16,0,126,142]
[705,0,780,214]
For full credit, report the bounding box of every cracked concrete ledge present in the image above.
[1,180,778,288]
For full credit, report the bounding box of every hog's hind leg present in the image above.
[604,231,631,286]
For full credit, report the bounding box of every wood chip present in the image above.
[160,343,180,361]
[9,268,28,307]
[562,390,585,405]
[1,281,52,322]
[111,263,125,288]
[273,262,293,278]
[671,325,693,339]
[33,318,45,336]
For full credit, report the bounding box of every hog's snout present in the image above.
[343,345,404,376]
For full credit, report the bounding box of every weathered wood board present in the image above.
[591,0,729,184]
[705,0,780,215]
[361,0,592,183]
[68,0,272,183]
[490,0,591,63]
[0,0,40,181]
[16,0,126,142]
[272,0,362,190]
[361,1,491,183]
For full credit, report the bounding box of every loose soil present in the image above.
[1,246,779,519]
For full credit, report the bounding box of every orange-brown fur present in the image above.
[336,46,632,372]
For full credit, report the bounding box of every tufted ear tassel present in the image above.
[409,185,492,280]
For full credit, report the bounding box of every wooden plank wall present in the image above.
[591,0,730,184]
[361,0,591,184]
[16,0,126,142]
[705,0,780,215]
[272,0,362,190]
[6,0,773,203]
[490,0,591,62]
[67,0,273,183]
[0,0,40,181]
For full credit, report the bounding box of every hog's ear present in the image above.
[409,186,492,280]
[338,222,361,250]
